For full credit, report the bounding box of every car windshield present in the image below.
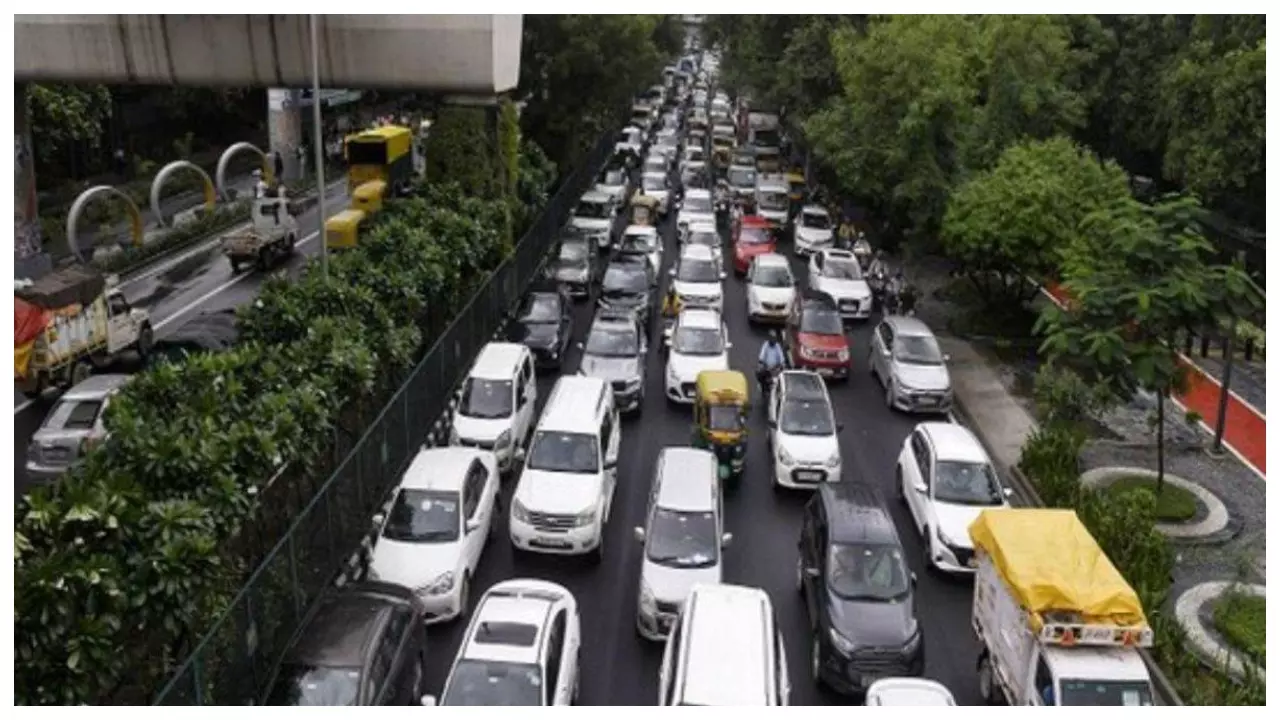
[442,660,543,706]
[518,294,560,324]
[728,167,756,187]
[602,170,626,185]
[643,175,666,191]
[43,399,104,430]
[708,404,743,431]
[688,231,719,250]
[758,191,788,210]
[460,378,513,419]
[755,129,781,146]
[558,241,588,263]
[933,460,1004,505]
[895,334,945,365]
[1057,679,1155,706]
[646,507,718,569]
[620,234,655,255]
[266,664,361,706]
[575,201,609,219]
[803,212,831,230]
[686,149,705,162]
[527,431,599,474]
[683,195,713,213]
[678,257,720,283]
[828,543,911,601]
[753,264,793,288]
[780,399,835,436]
[823,257,863,280]
[738,227,771,245]
[602,266,648,294]
[675,325,724,356]
[382,489,461,543]
[585,325,638,357]
[800,308,844,335]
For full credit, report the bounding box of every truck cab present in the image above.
[223,191,300,271]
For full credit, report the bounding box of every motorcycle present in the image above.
[868,268,888,312]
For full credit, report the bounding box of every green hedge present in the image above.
[14,179,516,705]
[1019,423,1264,705]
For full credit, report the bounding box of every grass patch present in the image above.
[1105,476,1199,522]
[1213,592,1266,665]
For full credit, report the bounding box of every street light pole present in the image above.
[310,13,329,280]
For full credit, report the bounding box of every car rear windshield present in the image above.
[728,167,756,187]
[266,664,361,706]
[518,294,560,324]
[823,257,863,280]
[585,325,639,357]
[382,489,461,543]
[803,212,831,230]
[675,325,725,356]
[43,399,104,430]
[738,227,771,245]
[683,195,713,213]
[1057,679,1154,706]
[603,266,648,294]
[643,175,666,191]
[677,257,720,283]
[894,334,944,365]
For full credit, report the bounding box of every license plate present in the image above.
[919,397,938,406]
[817,367,834,377]
[797,471,823,481]
[530,537,571,549]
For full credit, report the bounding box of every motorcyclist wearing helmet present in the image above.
[868,249,891,280]
[661,284,682,319]
[757,329,787,393]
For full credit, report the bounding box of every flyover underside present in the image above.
[14,14,522,94]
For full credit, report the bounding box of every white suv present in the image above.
[634,448,731,640]
[897,422,1012,573]
[663,308,731,404]
[451,343,538,473]
[768,371,843,489]
[510,376,620,563]
[428,579,581,705]
[368,446,499,624]
[808,248,872,320]
[669,244,726,312]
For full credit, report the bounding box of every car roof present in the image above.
[592,310,639,330]
[579,190,610,203]
[540,376,607,431]
[62,374,132,401]
[678,307,721,328]
[469,342,526,380]
[685,188,712,199]
[288,583,412,666]
[866,678,955,705]
[819,484,900,546]
[919,422,989,463]
[885,315,935,337]
[753,252,789,268]
[656,448,718,511]
[399,446,485,492]
[680,244,715,261]
[801,205,829,215]
[462,580,568,666]
[781,371,829,401]
[689,221,718,234]
[820,248,857,261]
[624,224,659,236]
[681,584,774,706]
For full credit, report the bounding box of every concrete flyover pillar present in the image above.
[14,82,52,279]
[267,88,305,182]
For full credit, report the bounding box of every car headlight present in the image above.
[938,528,964,551]
[777,445,795,466]
[511,498,532,523]
[639,581,656,610]
[836,349,850,363]
[799,345,818,361]
[826,452,841,468]
[902,629,922,655]
[419,572,455,596]
[573,509,597,527]
[828,627,857,656]
[495,430,512,449]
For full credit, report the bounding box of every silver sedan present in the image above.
[868,316,953,414]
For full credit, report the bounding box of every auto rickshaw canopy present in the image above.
[696,370,750,406]
[629,194,661,225]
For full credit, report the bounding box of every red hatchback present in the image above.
[786,290,851,380]
[733,215,777,276]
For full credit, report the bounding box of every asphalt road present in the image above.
[12,180,351,501]
[416,203,983,705]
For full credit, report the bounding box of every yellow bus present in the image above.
[344,126,413,196]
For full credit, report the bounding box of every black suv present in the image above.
[264,582,428,705]
[508,281,574,370]
[578,309,648,415]
[798,484,923,696]
[598,256,655,331]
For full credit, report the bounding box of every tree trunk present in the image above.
[1155,390,1166,496]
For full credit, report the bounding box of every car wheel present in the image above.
[456,574,471,621]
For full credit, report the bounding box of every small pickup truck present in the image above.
[222,191,300,272]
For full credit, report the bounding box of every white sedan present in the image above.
[746,252,796,324]
[368,446,500,624]
[619,225,663,280]
[640,172,672,215]
[896,422,1012,573]
[664,308,731,404]
[808,248,873,320]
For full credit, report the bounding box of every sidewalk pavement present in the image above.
[940,335,1035,477]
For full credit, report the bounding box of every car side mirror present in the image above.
[719,272,728,280]
[1004,487,1015,498]
[804,567,821,579]
[911,572,918,586]
[576,341,585,350]
[605,458,618,470]
[913,481,927,494]
[372,512,385,528]
[514,447,526,463]
[767,418,777,429]
[724,340,733,349]
[634,526,646,543]
[721,532,734,548]
[668,267,676,276]
[944,353,952,362]
[465,518,481,533]
[420,695,437,707]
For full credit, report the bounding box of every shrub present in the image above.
[1031,363,1115,431]
[1018,422,1085,507]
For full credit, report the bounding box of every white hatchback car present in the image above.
[618,225,663,281]
[670,244,726,312]
[865,678,956,705]
[683,221,722,267]
[368,446,500,624]
[793,205,835,256]
[746,253,796,325]
[429,579,581,705]
[664,308,731,404]
[897,422,1012,573]
[768,371,843,489]
[808,248,872,320]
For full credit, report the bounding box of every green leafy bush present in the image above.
[1018,422,1085,507]
[1031,363,1116,432]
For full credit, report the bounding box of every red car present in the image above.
[786,290,851,380]
[733,215,777,276]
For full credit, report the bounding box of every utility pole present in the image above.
[1210,250,1247,455]
[310,14,329,281]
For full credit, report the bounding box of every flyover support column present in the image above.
[14,82,52,279]
[267,88,305,183]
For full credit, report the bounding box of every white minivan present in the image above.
[657,583,790,706]
[451,342,538,473]
[510,375,620,563]
[634,447,731,640]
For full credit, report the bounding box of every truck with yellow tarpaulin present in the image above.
[343,125,413,196]
[969,509,1156,706]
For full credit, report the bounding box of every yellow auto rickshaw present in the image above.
[692,370,750,485]
[629,193,661,227]
[325,208,366,250]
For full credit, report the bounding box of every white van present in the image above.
[510,375,620,563]
[451,342,537,473]
[657,584,791,706]
[634,448,731,640]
